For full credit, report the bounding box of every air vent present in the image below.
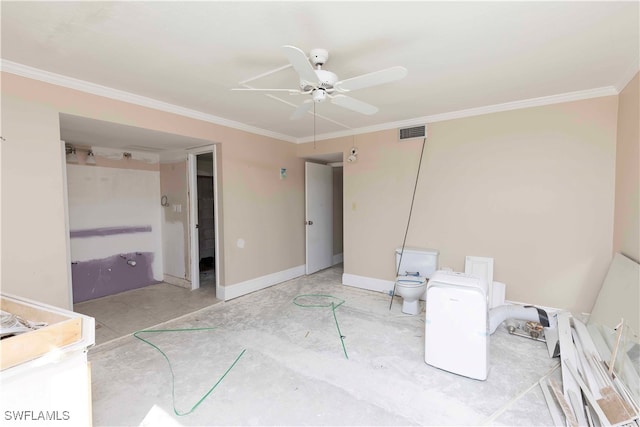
[399,125,426,141]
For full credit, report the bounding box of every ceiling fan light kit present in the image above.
[234,45,408,120]
[312,89,328,103]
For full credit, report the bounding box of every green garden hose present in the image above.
[293,294,349,359]
[134,328,246,416]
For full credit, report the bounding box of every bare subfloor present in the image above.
[88,265,558,426]
[75,282,220,345]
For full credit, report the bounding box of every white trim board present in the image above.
[223,265,305,301]
[163,274,191,290]
[342,273,395,295]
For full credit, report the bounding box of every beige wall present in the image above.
[613,73,640,262]
[223,136,304,282]
[1,89,71,308]
[1,72,305,309]
[299,97,618,314]
[1,69,627,315]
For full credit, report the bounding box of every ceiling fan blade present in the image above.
[282,45,318,85]
[231,88,302,94]
[334,66,408,92]
[290,99,314,120]
[330,95,378,115]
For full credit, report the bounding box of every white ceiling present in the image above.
[59,113,213,152]
[2,1,639,146]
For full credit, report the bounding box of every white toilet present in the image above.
[394,247,439,315]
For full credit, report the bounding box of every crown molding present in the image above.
[295,86,619,144]
[2,59,621,146]
[614,61,640,92]
[1,59,297,143]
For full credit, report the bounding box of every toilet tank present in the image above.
[395,247,439,278]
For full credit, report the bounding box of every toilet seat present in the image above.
[396,276,426,287]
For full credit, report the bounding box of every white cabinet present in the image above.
[1,294,95,426]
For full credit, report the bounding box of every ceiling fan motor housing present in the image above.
[300,69,338,92]
[309,48,329,66]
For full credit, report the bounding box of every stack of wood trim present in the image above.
[539,312,639,427]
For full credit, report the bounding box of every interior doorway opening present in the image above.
[188,145,221,297]
[303,153,344,275]
[196,153,216,289]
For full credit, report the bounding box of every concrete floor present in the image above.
[75,278,220,346]
[88,265,559,426]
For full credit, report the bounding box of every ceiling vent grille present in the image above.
[398,125,426,141]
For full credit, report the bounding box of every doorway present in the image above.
[188,146,221,297]
[304,155,344,275]
[197,153,216,288]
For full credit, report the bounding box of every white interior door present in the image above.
[305,162,333,275]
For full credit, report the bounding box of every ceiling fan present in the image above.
[233,45,408,120]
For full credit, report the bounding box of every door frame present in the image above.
[187,145,221,297]
[61,140,75,309]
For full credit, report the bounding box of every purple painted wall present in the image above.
[72,252,159,303]
[70,225,152,238]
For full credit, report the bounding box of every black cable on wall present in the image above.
[389,136,428,310]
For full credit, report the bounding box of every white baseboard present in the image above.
[164,274,191,289]
[333,253,344,265]
[224,265,305,301]
[342,273,395,295]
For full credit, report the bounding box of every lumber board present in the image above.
[549,377,579,427]
[0,317,82,370]
[0,295,85,370]
[1,297,69,325]
[559,311,589,426]
[574,319,605,362]
[566,360,613,426]
[573,327,604,399]
[597,386,637,425]
[540,377,567,427]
